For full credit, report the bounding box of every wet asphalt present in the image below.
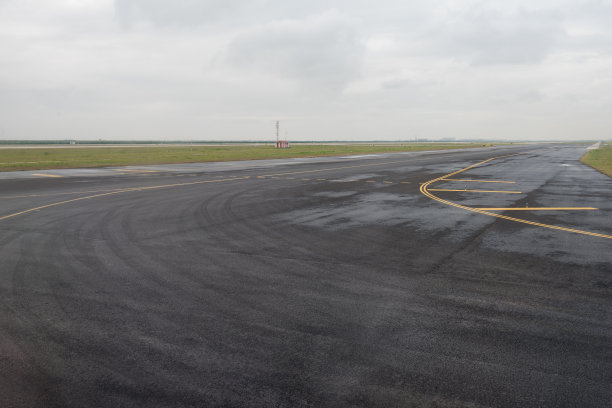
[0,144,611,407]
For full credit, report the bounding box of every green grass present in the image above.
[0,143,488,172]
[581,144,612,177]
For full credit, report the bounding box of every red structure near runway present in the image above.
[275,121,290,148]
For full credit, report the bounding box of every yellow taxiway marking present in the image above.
[383,181,394,184]
[428,189,522,194]
[317,178,327,181]
[0,151,493,224]
[478,207,598,211]
[365,180,376,183]
[258,155,460,179]
[115,169,157,173]
[400,181,411,184]
[0,176,249,223]
[443,179,516,184]
[0,188,128,199]
[286,177,296,180]
[255,151,485,180]
[420,154,612,240]
[32,173,63,178]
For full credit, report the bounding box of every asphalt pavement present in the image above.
[1,144,611,407]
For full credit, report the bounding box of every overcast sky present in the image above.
[1,0,611,141]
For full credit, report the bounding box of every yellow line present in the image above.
[0,151,499,224]
[383,181,394,184]
[0,188,130,199]
[478,207,598,211]
[31,173,63,178]
[365,180,376,183]
[257,151,489,180]
[115,169,157,173]
[0,176,248,222]
[443,179,516,184]
[429,189,522,194]
[259,155,449,178]
[420,155,612,240]
[400,182,411,184]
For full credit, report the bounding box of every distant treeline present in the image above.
[0,140,266,145]
[0,139,501,145]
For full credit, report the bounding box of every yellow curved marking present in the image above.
[428,189,522,194]
[115,169,157,173]
[32,173,63,178]
[420,154,612,240]
[443,179,516,184]
[0,154,453,221]
[478,207,597,211]
[0,154,446,222]
[0,176,247,222]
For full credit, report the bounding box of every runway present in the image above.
[1,144,611,407]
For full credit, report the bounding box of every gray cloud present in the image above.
[381,78,414,91]
[113,0,339,29]
[516,90,543,103]
[426,5,567,65]
[114,0,243,28]
[1,1,612,141]
[226,10,364,91]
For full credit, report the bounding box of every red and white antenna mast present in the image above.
[276,121,280,143]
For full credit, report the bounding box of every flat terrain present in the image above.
[0,143,484,172]
[1,144,611,407]
[582,143,612,177]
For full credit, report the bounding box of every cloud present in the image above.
[114,0,244,28]
[381,78,413,90]
[112,0,335,29]
[427,5,567,65]
[516,90,543,103]
[226,10,364,91]
[1,1,612,141]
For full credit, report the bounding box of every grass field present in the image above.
[581,144,612,177]
[0,143,488,172]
